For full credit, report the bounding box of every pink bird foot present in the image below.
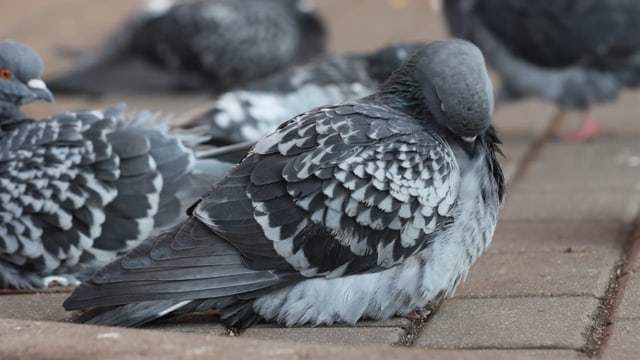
[405,304,437,320]
[560,111,609,143]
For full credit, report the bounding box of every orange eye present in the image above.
[0,68,12,79]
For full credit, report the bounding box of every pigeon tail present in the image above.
[72,300,193,327]
[64,217,288,327]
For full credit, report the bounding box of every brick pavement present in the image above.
[2,1,640,358]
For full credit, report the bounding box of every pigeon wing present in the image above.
[0,112,119,287]
[196,102,461,278]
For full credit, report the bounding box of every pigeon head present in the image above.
[365,43,423,83]
[382,39,493,143]
[289,0,326,65]
[0,40,54,118]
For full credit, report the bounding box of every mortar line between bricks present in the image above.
[426,345,577,351]
[498,219,629,225]
[505,108,566,188]
[588,211,640,357]
[395,108,565,348]
[454,293,601,300]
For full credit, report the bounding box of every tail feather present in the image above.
[72,295,242,328]
[72,300,193,327]
[63,218,288,311]
[219,299,262,329]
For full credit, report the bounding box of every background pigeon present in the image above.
[64,39,505,330]
[0,40,236,289]
[444,0,640,142]
[47,0,326,94]
[184,43,423,146]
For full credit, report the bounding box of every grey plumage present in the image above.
[444,0,640,109]
[0,40,236,289]
[0,40,53,119]
[190,43,423,145]
[47,0,326,94]
[64,39,505,330]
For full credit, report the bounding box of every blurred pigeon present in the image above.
[184,43,423,146]
[47,0,326,94]
[64,39,505,329]
[444,0,640,142]
[0,40,236,289]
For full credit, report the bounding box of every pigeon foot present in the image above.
[405,303,437,320]
[560,111,609,143]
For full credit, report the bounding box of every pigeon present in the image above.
[63,39,505,329]
[0,40,236,289]
[186,43,423,146]
[47,0,326,94]
[444,0,640,142]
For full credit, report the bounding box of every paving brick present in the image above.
[498,139,532,184]
[0,292,71,322]
[241,326,405,347]
[499,191,640,222]
[558,91,640,136]
[0,317,591,360]
[420,350,587,359]
[458,250,619,298]
[491,100,556,184]
[515,140,640,191]
[600,320,640,359]
[146,312,410,336]
[416,297,598,350]
[628,233,640,270]
[145,311,228,335]
[492,100,555,138]
[614,268,640,321]
[0,318,433,360]
[490,221,628,253]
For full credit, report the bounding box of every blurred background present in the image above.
[3,0,446,120]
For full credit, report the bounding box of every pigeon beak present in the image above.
[461,135,477,143]
[28,78,55,103]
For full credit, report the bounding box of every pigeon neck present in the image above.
[0,99,23,124]
[377,67,429,119]
[378,65,450,133]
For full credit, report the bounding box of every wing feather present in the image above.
[195,102,460,277]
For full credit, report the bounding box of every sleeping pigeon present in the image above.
[444,0,640,142]
[47,0,326,94]
[64,39,505,329]
[187,43,423,146]
[0,40,235,289]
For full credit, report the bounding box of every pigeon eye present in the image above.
[0,68,12,79]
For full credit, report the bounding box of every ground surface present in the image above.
[2,1,640,359]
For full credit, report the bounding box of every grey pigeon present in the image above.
[444,0,640,142]
[63,39,505,329]
[0,40,235,289]
[185,43,423,146]
[47,0,326,94]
